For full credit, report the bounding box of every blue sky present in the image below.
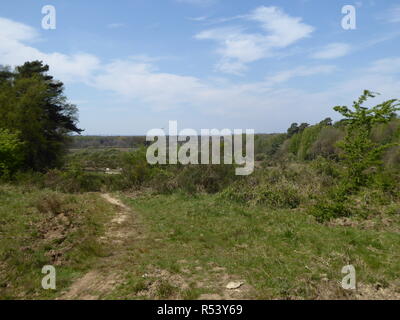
[0,0,399,134]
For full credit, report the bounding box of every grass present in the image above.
[1,180,399,300]
[110,192,400,299]
[0,184,114,299]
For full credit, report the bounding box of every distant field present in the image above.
[69,136,146,150]
[69,148,136,153]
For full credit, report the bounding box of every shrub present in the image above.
[219,167,307,208]
[309,186,353,222]
[121,148,155,187]
[221,178,302,209]
[176,164,238,194]
[0,129,25,178]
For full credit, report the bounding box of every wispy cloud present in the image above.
[311,43,351,60]
[186,16,209,22]
[0,17,39,42]
[0,17,100,82]
[195,6,314,75]
[265,65,337,85]
[388,5,400,23]
[368,57,400,74]
[107,23,124,29]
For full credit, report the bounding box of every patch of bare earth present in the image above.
[59,194,134,300]
[136,262,254,300]
[314,281,400,300]
[60,271,121,300]
[355,283,400,300]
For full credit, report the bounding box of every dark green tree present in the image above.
[0,61,83,170]
[287,123,299,137]
[319,117,333,127]
[298,123,310,133]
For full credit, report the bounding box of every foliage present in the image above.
[311,91,400,222]
[334,90,400,189]
[0,129,25,177]
[121,147,156,187]
[0,61,82,171]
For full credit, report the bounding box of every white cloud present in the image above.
[311,43,351,59]
[265,65,336,85]
[249,6,314,48]
[195,6,314,74]
[0,17,38,42]
[0,17,100,82]
[91,60,207,110]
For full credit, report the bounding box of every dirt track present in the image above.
[59,194,132,300]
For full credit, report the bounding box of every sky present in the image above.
[0,0,399,135]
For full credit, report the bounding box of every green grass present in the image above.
[1,182,399,300]
[0,185,114,299]
[114,192,400,299]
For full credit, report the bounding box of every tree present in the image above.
[287,123,299,137]
[319,117,333,127]
[0,61,83,170]
[334,90,400,189]
[298,123,310,132]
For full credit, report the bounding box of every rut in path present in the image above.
[59,193,135,300]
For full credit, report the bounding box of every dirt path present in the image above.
[59,193,134,300]
[59,193,252,300]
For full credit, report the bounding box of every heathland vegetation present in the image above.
[1,62,399,299]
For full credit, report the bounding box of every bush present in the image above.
[309,186,353,222]
[310,199,353,223]
[121,148,156,187]
[310,157,341,180]
[175,164,238,194]
[221,179,302,209]
[309,127,343,159]
[0,129,25,178]
[219,167,307,208]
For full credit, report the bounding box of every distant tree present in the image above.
[334,90,400,188]
[0,61,83,170]
[319,117,333,127]
[298,123,310,132]
[287,123,299,137]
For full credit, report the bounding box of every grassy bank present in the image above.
[0,185,114,299]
